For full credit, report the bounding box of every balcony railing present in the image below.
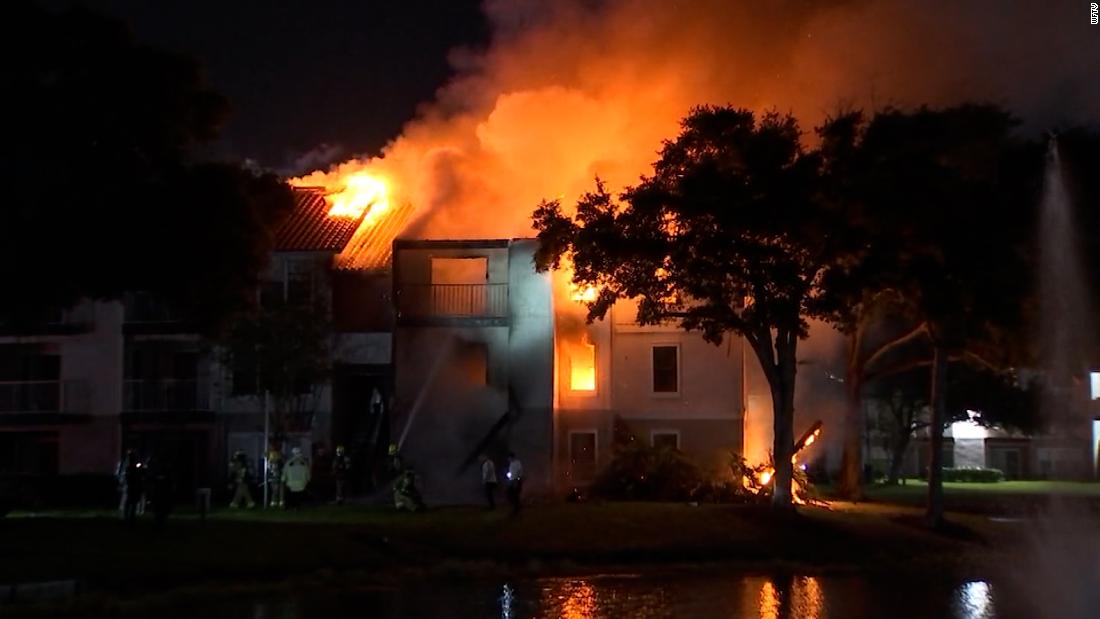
[397,284,508,319]
[0,380,89,414]
[123,292,185,325]
[123,379,210,412]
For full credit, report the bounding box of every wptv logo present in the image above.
[1093,2,1099,25]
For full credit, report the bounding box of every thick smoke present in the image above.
[296,0,1099,239]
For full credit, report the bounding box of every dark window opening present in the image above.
[652,432,679,450]
[652,345,679,393]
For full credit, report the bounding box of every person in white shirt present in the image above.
[505,452,524,514]
[480,453,498,510]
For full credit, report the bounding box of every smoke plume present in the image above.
[295,0,1098,239]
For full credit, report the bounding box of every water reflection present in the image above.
[953,581,995,619]
[500,583,515,619]
[110,572,1019,619]
[755,576,824,619]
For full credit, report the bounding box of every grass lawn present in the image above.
[851,479,1100,515]
[0,500,1019,601]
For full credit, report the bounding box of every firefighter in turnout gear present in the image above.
[228,450,255,509]
[388,443,424,511]
[266,448,285,508]
[282,447,311,509]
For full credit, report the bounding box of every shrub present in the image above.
[941,467,1005,483]
[591,443,704,501]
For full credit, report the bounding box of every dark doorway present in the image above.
[332,365,391,493]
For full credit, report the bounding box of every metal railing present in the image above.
[123,379,210,412]
[397,284,508,318]
[0,380,89,414]
[123,292,185,324]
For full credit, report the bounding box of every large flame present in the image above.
[290,169,391,221]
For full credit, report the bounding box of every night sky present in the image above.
[46,0,490,171]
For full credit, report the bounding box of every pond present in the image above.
[117,572,1034,618]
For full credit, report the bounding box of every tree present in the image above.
[219,294,333,441]
[533,106,851,509]
[0,5,293,331]
[847,105,1035,527]
[866,367,931,485]
[868,362,1042,484]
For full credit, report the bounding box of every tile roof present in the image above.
[333,199,418,271]
[273,188,364,252]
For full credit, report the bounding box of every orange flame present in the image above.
[290,169,391,221]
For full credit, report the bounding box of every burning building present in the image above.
[279,169,774,503]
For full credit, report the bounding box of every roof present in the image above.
[333,199,418,271]
[273,188,364,252]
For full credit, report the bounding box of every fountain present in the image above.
[1037,135,1097,477]
[1017,135,1100,619]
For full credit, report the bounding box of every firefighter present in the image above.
[332,445,351,505]
[387,442,403,473]
[505,452,524,514]
[480,453,498,510]
[228,450,255,509]
[393,468,425,512]
[283,447,311,509]
[123,454,146,525]
[267,448,285,508]
[387,443,423,511]
[116,448,136,519]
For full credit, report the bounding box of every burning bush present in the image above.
[731,453,823,506]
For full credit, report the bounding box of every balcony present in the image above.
[0,380,89,414]
[396,284,508,321]
[123,292,193,334]
[0,304,94,336]
[123,379,210,412]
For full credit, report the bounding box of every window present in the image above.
[430,257,487,284]
[652,431,680,450]
[231,360,258,396]
[652,345,679,394]
[569,431,598,482]
[1090,371,1100,400]
[568,335,596,392]
[0,347,61,412]
[429,257,489,316]
[287,260,315,306]
[0,347,60,382]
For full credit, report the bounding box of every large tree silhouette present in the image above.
[844,105,1035,527]
[0,5,292,331]
[534,106,852,509]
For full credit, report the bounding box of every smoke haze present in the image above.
[294,0,1099,239]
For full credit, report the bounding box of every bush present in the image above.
[591,443,704,501]
[941,467,1005,483]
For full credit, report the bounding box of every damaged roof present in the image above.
[273,188,364,252]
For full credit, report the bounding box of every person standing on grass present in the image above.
[123,454,146,526]
[267,447,285,508]
[116,448,136,519]
[283,447,311,509]
[505,452,524,514]
[480,453,498,510]
[228,450,255,509]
